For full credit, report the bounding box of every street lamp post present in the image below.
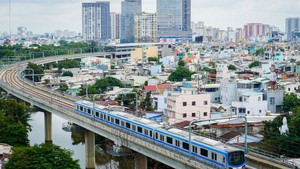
[188,116,248,160]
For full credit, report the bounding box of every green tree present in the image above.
[59,40,68,46]
[77,84,99,96]
[228,64,237,70]
[59,83,69,92]
[178,60,185,67]
[140,92,154,111]
[26,62,44,82]
[263,110,300,157]
[255,48,265,56]
[168,67,192,82]
[57,59,81,70]
[282,93,300,112]
[0,99,31,147]
[209,62,216,68]
[115,91,138,111]
[5,143,80,169]
[202,67,211,72]
[248,61,260,68]
[148,57,158,63]
[62,71,73,77]
[94,77,124,93]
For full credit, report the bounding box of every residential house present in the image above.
[150,65,162,76]
[165,83,211,125]
[232,92,268,116]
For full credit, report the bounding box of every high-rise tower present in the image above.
[285,17,300,41]
[82,2,111,42]
[121,0,142,43]
[156,0,192,43]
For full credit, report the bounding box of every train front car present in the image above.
[227,150,246,169]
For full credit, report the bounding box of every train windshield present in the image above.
[228,151,245,165]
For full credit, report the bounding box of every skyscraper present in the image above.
[110,12,121,40]
[285,17,300,41]
[121,0,142,43]
[156,0,192,43]
[82,2,111,42]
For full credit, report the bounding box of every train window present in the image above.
[84,108,86,113]
[126,122,131,129]
[175,140,180,147]
[160,135,164,141]
[77,105,79,110]
[201,148,208,157]
[132,125,136,131]
[182,142,189,150]
[87,109,91,114]
[149,131,152,137]
[155,133,158,139]
[166,136,172,144]
[100,114,103,119]
[104,114,106,120]
[80,106,83,111]
[144,129,148,135]
[115,119,120,125]
[192,146,198,153]
[96,112,99,117]
[137,126,143,133]
[211,152,217,160]
[121,121,125,127]
[107,116,110,121]
[111,117,114,123]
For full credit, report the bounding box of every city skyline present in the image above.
[0,0,300,34]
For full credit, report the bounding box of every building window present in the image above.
[258,97,261,101]
[288,88,290,91]
[259,110,262,113]
[203,112,207,116]
[183,102,187,106]
[270,97,275,105]
[203,101,208,105]
[247,111,250,114]
[192,101,196,106]
[192,113,196,117]
[183,113,187,118]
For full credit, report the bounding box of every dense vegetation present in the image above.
[57,59,81,70]
[228,64,237,70]
[78,77,125,96]
[5,143,80,169]
[0,42,101,62]
[62,70,74,77]
[25,62,45,82]
[262,94,300,157]
[248,61,260,68]
[0,99,31,147]
[168,67,192,81]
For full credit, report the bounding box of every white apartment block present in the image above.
[134,12,157,43]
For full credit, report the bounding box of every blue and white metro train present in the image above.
[74,101,246,169]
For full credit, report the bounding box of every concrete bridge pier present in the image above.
[48,64,54,70]
[135,154,147,169]
[44,112,52,143]
[85,130,95,169]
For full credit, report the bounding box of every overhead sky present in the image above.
[0,0,299,34]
